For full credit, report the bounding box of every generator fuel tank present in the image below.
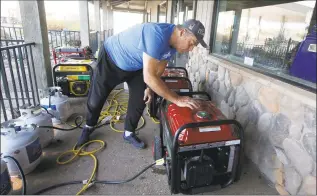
[166,100,238,146]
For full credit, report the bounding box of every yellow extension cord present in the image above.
[56,140,104,195]
[56,89,160,195]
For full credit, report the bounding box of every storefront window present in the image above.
[212,0,316,90]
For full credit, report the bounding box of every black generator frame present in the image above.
[159,91,244,194]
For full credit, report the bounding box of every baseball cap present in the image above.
[182,19,208,48]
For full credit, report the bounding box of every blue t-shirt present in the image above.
[104,23,176,71]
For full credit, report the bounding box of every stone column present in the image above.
[143,0,148,23]
[166,0,173,23]
[102,1,108,40]
[79,0,90,47]
[108,6,114,36]
[19,0,53,90]
[193,0,198,19]
[94,0,101,47]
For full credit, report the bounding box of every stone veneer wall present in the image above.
[186,47,316,195]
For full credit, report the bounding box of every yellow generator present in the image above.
[53,60,94,97]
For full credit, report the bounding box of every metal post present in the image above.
[19,28,23,39]
[8,27,13,40]
[29,45,40,103]
[12,48,25,105]
[13,27,18,40]
[0,89,8,121]
[17,47,31,105]
[23,46,36,106]
[0,53,14,118]
[5,49,20,109]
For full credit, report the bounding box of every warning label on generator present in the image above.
[199,126,221,132]
[26,138,42,164]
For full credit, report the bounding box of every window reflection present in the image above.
[213,0,316,86]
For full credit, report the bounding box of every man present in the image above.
[76,19,208,149]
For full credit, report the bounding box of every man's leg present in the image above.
[77,46,123,147]
[123,71,147,149]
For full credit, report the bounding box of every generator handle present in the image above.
[170,120,244,193]
[161,76,193,92]
[164,67,189,78]
[176,91,211,100]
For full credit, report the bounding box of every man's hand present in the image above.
[175,96,200,110]
[143,88,153,104]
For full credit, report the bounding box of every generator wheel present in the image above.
[153,135,163,161]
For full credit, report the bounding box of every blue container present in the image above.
[290,26,316,83]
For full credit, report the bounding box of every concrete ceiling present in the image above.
[113,0,146,10]
[108,0,147,12]
[89,0,147,12]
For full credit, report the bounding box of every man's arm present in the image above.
[156,60,168,76]
[143,52,179,103]
[145,60,167,89]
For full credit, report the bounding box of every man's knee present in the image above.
[87,94,104,112]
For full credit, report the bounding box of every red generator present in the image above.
[149,76,193,119]
[154,92,244,194]
[52,47,86,65]
[162,67,189,78]
[149,67,191,119]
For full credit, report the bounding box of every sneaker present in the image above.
[123,133,146,149]
[76,126,94,148]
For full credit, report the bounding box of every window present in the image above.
[211,0,316,91]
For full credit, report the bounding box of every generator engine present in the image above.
[52,62,94,97]
[154,92,244,194]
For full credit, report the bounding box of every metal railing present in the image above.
[1,26,81,50]
[1,42,39,122]
[1,26,24,40]
[1,40,26,60]
[48,30,81,50]
[1,39,24,47]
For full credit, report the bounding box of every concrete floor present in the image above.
[10,97,278,195]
